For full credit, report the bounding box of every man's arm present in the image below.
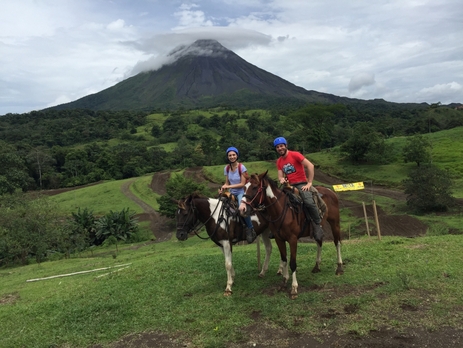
[301,158,314,191]
[277,169,286,185]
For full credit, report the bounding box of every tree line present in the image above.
[1,103,462,195]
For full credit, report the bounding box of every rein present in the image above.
[244,177,289,225]
[180,196,230,241]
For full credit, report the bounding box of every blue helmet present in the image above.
[273,137,287,147]
[226,146,239,157]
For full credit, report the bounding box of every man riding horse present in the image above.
[272,136,324,243]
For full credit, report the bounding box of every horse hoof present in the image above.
[258,273,265,278]
[224,290,232,296]
[336,269,344,275]
[291,294,298,300]
[311,267,321,274]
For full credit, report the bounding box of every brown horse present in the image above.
[241,171,343,299]
[175,193,273,296]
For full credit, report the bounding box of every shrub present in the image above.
[403,164,456,213]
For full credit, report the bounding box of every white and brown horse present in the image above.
[241,171,343,299]
[175,193,272,295]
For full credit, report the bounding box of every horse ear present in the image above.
[178,201,186,210]
[259,170,268,179]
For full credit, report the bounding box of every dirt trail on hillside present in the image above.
[120,180,173,242]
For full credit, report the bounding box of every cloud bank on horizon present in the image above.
[1,0,462,115]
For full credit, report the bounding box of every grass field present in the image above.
[50,179,143,215]
[310,126,463,197]
[2,234,463,348]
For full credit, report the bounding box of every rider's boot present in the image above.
[245,227,257,244]
[313,222,324,244]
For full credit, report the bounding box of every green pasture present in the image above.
[130,173,162,210]
[2,234,463,348]
[49,179,143,216]
[310,126,463,197]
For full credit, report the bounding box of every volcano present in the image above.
[52,39,352,111]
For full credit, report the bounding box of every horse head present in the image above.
[175,195,198,241]
[241,170,277,215]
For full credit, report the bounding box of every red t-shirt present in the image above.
[276,150,307,184]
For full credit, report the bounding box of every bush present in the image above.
[0,193,67,266]
[159,174,210,218]
[403,164,456,213]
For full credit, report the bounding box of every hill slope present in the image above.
[50,39,425,111]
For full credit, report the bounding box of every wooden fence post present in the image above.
[362,202,371,238]
[372,200,382,240]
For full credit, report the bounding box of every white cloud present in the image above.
[128,27,271,75]
[173,4,214,29]
[1,0,462,115]
[348,73,376,93]
[418,82,462,104]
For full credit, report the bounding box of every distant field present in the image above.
[49,179,142,215]
[310,126,463,198]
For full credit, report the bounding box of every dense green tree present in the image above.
[151,124,162,137]
[246,114,260,131]
[0,194,65,265]
[403,164,455,213]
[403,134,432,167]
[0,141,31,194]
[340,123,386,163]
[26,146,55,189]
[62,148,90,186]
[200,134,218,166]
[288,105,335,152]
[158,174,209,218]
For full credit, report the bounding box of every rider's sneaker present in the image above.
[313,223,324,244]
[245,227,257,244]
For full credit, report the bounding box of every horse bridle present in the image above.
[243,176,287,224]
[177,197,225,240]
[177,200,202,235]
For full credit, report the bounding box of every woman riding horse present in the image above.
[175,193,273,296]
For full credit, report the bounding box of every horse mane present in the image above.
[183,191,209,201]
[263,173,280,190]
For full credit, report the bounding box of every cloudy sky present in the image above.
[1,0,462,115]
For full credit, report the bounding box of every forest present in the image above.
[1,103,462,194]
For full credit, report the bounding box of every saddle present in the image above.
[219,191,248,224]
[283,184,327,221]
[219,191,239,215]
[219,191,247,243]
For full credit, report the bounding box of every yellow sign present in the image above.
[332,182,364,192]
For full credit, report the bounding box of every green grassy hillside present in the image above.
[2,234,463,347]
[309,126,463,197]
[50,179,143,216]
[49,126,463,219]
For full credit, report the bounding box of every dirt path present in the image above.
[120,180,172,242]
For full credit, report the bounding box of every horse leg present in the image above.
[259,230,273,278]
[288,237,299,299]
[221,241,234,296]
[274,237,289,283]
[312,242,322,273]
[328,216,344,275]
